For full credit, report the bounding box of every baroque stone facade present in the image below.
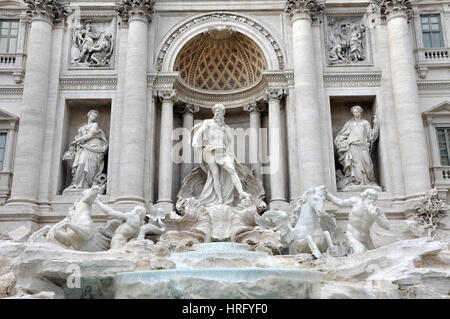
[0,0,449,299]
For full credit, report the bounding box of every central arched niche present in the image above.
[173,28,268,91]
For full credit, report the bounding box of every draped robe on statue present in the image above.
[71,123,108,188]
[178,119,264,207]
[334,118,377,187]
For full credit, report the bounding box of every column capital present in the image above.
[157,89,177,102]
[116,0,155,23]
[264,88,287,102]
[370,0,413,21]
[177,102,199,115]
[243,102,266,114]
[24,0,68,24]
[285,0,325,22]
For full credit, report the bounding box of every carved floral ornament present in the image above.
[264,88,287,101]
[284,0,325,19]
[370,0,413,19]
[24,0,68,23]
[116,0,155,23]
[243,102,266,114]
[156,12,285,72]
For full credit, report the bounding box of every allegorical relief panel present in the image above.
[326,16,368,66]
[70,19,115,68]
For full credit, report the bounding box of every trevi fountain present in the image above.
[0,0,449,299]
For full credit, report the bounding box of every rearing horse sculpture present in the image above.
[256,185,337,258]
[28,186,113,251]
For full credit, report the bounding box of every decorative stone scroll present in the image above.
[116,0,154,23]
[326,16,367,65]
[177,102,199,115]
[156,12,285,72]
[24,0,68,23]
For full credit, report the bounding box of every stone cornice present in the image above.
[116,0,154,23]
[323,72,382,87]
[417,81,450,90]
[24,0,68,24]
[59,77,117,90]
[285,0,325,22]
[0,87,23,96]
[150,71,291,109]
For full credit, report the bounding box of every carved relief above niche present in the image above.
[325,16,371,66]
[69,18,116,69]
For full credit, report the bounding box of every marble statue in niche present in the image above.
[177,103,266,241]
[335,105,380,191]
[63,110,108,194]
[186,104,252,206]
[327,16,367,65]
[71,20,114,67]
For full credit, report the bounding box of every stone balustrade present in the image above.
[415,47,450,78]
[0,53,26,83]
[416,47,450,64]
[431,166,450,183]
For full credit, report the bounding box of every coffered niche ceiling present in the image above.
[173,30,268,91]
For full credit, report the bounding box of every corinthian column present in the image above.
[266,89,288,210]
[178,102,199,180]
[157,90,176,211]
[285,0,325,193]
[115,0,154,203]
[243,102,265,181]
[374,0,431,194]
[8,0,67,207]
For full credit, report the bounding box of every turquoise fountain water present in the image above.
[114,242,323,298]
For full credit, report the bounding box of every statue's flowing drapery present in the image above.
[178,120,264,207]
[71,124,108,188]
[334,119,376,187]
